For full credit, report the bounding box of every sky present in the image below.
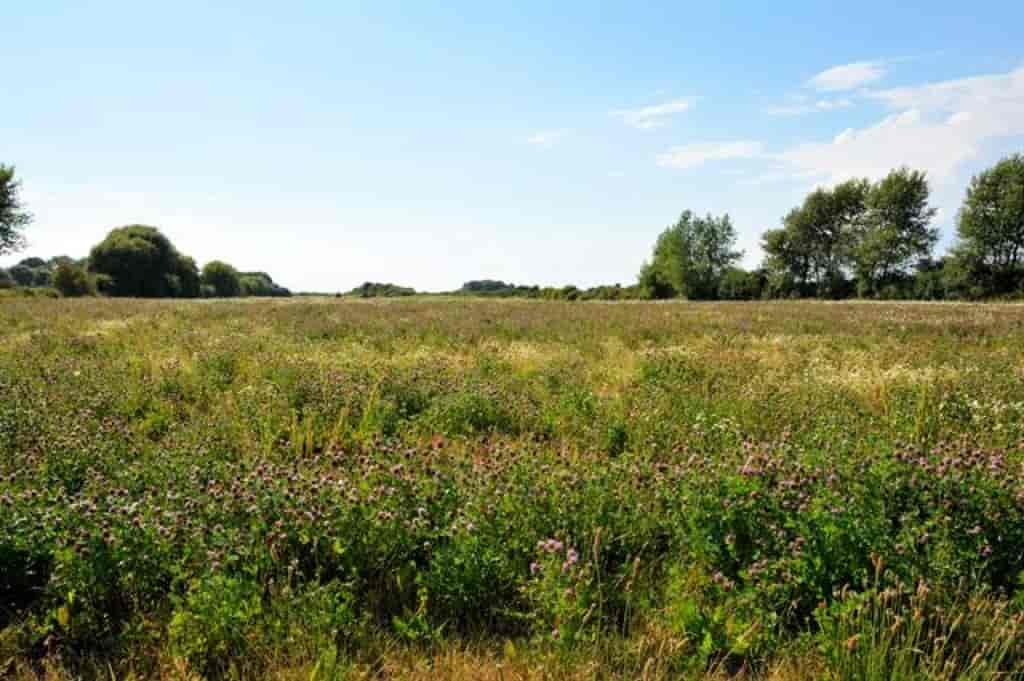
[3,1,1024,292]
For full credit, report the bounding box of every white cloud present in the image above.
[807,60,886,92]
[613,97,696,130]
[656,141,764,169]
[658,65,1024,191]
[778,65,1024,185]
[765,97,853,116]
[526,129,569,147]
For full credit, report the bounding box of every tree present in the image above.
[637,262,675,299]
[718,267,765,300]
[640,210,742,299]
[349,282,414,298]
[53,262,92,297]
[0,268,12,289]
[201,260,242,297]
[761,179,868,297]
[88,225,197,297]
[33,268,52,287]
[851,168,937,296]
[953,154,1024,295]
[8,264,36,287]
[240,271,291,297]
[1,165,32,256]
[175,256,201,298]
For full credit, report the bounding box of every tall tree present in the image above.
[953,154,1024,295]
[761,179,868,297]
[640,211,742,299]
[851,168,938,295]
[0,165,32,256]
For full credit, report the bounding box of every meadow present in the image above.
[2,297,1024,680]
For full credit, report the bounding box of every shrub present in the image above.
[52,262,92,297]
[201,260,242,297]
[88,225,197,298]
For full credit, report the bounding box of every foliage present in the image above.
[761,169,939,299]
[0,165,32,256]
[201,260,242,297]
[852,168,938,296]
[239,271,291,297]
[762,179,867,298]
[717,267,765,300]
[88,225,198,298]
[52,261,92,297]
[8,264,36,287]
[2,299,1024,678]
[459,280,540,297]
[350,281,415,298]
[640,211,742,299]
[953,153,1024,297]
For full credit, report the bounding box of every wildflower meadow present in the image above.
[2,297,1023,680]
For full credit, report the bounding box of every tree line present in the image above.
[4,155,1024,301]
[341,156,1024,302]
[0,168,289,298]
[640,156,1024,301]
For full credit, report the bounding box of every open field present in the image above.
[2,298,1024,680]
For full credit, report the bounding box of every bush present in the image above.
[201,260,242,298]
[53,262,92,297]
[8,264,35,287]
[240,271,291,297]
[88,225,198,298]
[350,282,415,298]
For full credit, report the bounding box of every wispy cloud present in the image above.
[656,141,764,169]
[613,97,696,130]
[658,64,1024,185]
[807,60,886,92]
[526,129,569,147]
[780,65,1024,185]
[765,97,853,116]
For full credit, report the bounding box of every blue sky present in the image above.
[3,1,1023,291]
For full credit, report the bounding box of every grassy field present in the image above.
[2,298,1024,680]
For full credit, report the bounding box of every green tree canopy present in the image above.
[239,271,291,297]
[761,179,868,297]
[175,256,201,298]
[953,154,1024,295]
[350,282,414,298]
[201,260,242,297]
[640,210,742,299]
[53,261,92,297]
[88,225,198,297]
[851,168,937,295]
[0,165,32,256]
